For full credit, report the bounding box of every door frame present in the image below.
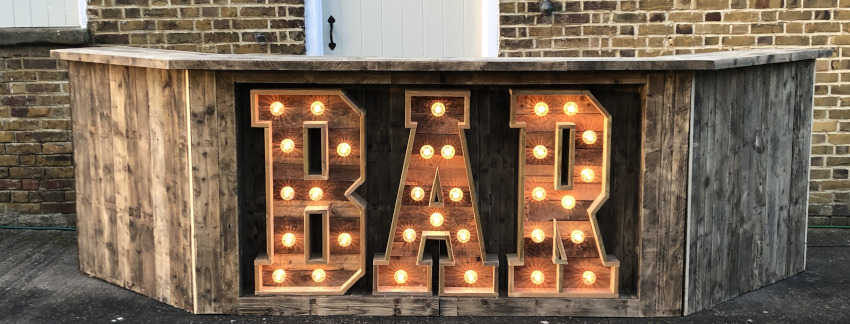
[304,0,499,57]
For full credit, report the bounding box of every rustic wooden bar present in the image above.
[52,47,828,317]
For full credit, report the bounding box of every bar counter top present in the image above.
[51,46,831,72]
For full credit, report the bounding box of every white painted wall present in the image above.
[311,0,496,57]
[0,0,84,28]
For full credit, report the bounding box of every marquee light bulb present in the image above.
[281,233,296,247]
[272,269,286,283]
[338,233,352,247]
[581,168,595,182]
[582,271,597,285]
[441,145,455,159]
[582,130,597,144]
[309,187,323,201]
[534,102,549,116]
[337,142,351,157]
[533,145,548,159]
[280,139,295,153]
[564,101,578,116]
[449,188,463,202]
[420,145,435,159]
[530,229,545,243]
[532,187,546,201]
[410,187,425,201]
[280,186,295,201]
[430,213,444,227]
[561,195,576,209]
[310,101,325,115]
[464,270,478,284]
[531,270,545,285]
[312,269,326,282]
[457,229,471,243]
[403,228,417,243]
[269,101,284,116]
[394,270,408,284]
[571,230,586,244]
[431,102,446,117]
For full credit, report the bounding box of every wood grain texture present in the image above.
[640,71,691,316]
[70,62,195,312]
[684,60,814,315]
[52,47,831,71]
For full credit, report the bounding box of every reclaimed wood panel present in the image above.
[640,71,691,316]
[70,62,195,312]
[684,60,815,315]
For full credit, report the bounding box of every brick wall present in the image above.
[499,0,850,226]
[86,0,305,54]
[0,45,77,226]
[0,0,306,226]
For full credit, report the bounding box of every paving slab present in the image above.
[0,228,848,323]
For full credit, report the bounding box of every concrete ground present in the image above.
[0,229,847,324]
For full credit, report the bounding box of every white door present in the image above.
[315,0,495,57]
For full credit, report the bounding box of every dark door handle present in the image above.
[328,16,337,50]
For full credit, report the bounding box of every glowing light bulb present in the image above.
[582,271,596,285]
[441,145,455,159]
[533,145,548,159]
[312,269,326,282]
[561,195,576,209]
[420,145,435,159]
[534,102,549,117]
[272,269,286,283]
[280,139,295,153]
[309,187,323,201]
[531,229,545,243]
[336,142,351,157]
[280,186,295,201]
[403,228,417,243]
[430,213,444,227]
[310,101,325,115]
[582,130,597,144]
[532,187,546,201]
[410,187,425,201]
[337,233,352,247]
[449,188,463,202]
[531,270,545,285]
[394,270,408,284]
[581,168,595,182]
[457,229,471,243]
[564,101,578,116]
[269,101,284,116]
[431,102,446,116]
[281,232,296,247]
[464,270,478,284]
[570,230,586,244]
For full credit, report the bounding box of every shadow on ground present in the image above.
[1,229,848,324]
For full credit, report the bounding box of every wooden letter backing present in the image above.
[507,90,620,297]
[373,90,498,296]
[251,90,367,295]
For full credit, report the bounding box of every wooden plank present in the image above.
[69,62,94,277]
[51,47,832,71]
[401,0,425,57]
[214,72,240,313]
[380,0,403,57]
[789,61,814,275]
[92,63,118,283]
[109,64,132,290]
[422,0,443,57]
[189,70,222,313]
[442,0,464,57]
[359,0,382,57]
[239,296,440,316]
[638,72,663,316]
